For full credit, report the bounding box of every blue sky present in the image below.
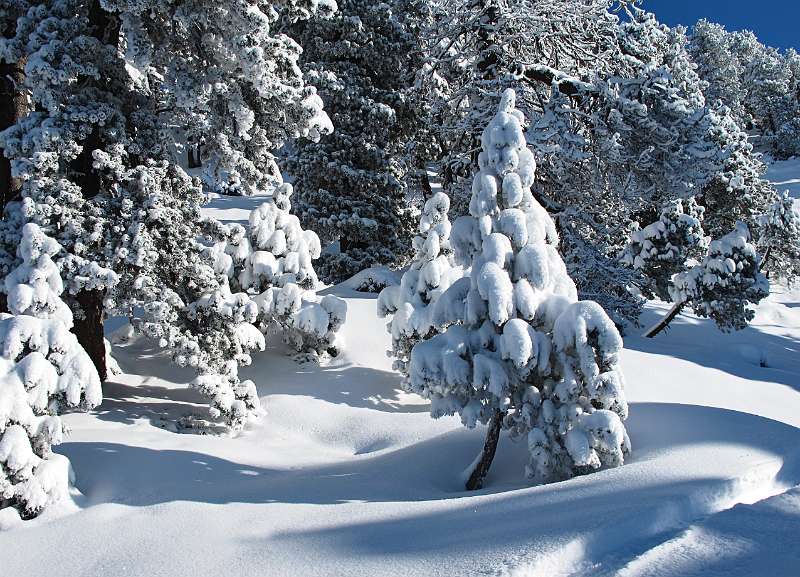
[642,0,799,51]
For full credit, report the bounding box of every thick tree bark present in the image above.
[465,408,506,491]
[66,0,120,378]
[643,302,685,338]
[73,289,107,382]
[0,54,27,214]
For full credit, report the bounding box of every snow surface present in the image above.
[2,192,800,576]
[766,157,800,200]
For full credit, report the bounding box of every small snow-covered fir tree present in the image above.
[756,192,800,285]
[0,223,101,520]
[210,179,347,361]
[621,198,707,302]
[391,90,630,489]
[646,222,769,337]
[378,191,464,376]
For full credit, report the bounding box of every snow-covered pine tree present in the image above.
[645,222,769,337]
[0,223,101,520]
[400,90,630,490]
[209,179,347,361]
[284,0,424,283]
[699,104,776,240]
[690,21,800,159]
[0,0,335,429]
[756,192,800,285]
[621,198,707,302]
[378,191,463,376]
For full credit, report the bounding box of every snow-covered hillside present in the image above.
[3,290,800,576]
[1,185,798,576]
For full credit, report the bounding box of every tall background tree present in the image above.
[284,0,428,283]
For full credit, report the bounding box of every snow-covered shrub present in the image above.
[210,179,347,360]
[402,90,630,488]
[671,222,769,332]
[756,192,800,285]
[621,198,707,301]
[211,182,322,293]
[378,192,465,375]
[1,224,101,519]
[256,286,347,359]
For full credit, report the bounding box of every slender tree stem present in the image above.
[465,408,505,491]
[643,302,685,338]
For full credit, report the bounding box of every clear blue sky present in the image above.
[642,0,799,51]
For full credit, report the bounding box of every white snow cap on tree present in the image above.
[393,89,630,484]
[378,191,465,375]
[1,224,101,519]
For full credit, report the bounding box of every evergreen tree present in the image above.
[378,191,463,376]
[756,192,800,284]
[621,198,707,302]
[0,0,334,429]
[211,179,348,361]
[386,91,630,490]
[645,222,769,337]
[285,0,424,283]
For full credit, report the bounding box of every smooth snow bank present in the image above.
[766,157,800,200]
[1,192,799,577]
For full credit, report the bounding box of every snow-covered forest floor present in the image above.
[3,162,800,577]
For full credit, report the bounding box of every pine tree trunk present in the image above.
[64,0,119,376]
[643,302,685,338]
[0,55,27,215]
[418,164,433,200]
[187,143,201,168]
[758,246,772,273]
[73,289,107,382]
[465,408,505,491]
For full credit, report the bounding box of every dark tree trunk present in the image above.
[465,409,506,491]
[66,0,119,379]
[187,143,202,169]
[758,246,772,273]
[418,164,433,200]
[643,302,685,338]
[73,289,107,381]
[0,54,27,215]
